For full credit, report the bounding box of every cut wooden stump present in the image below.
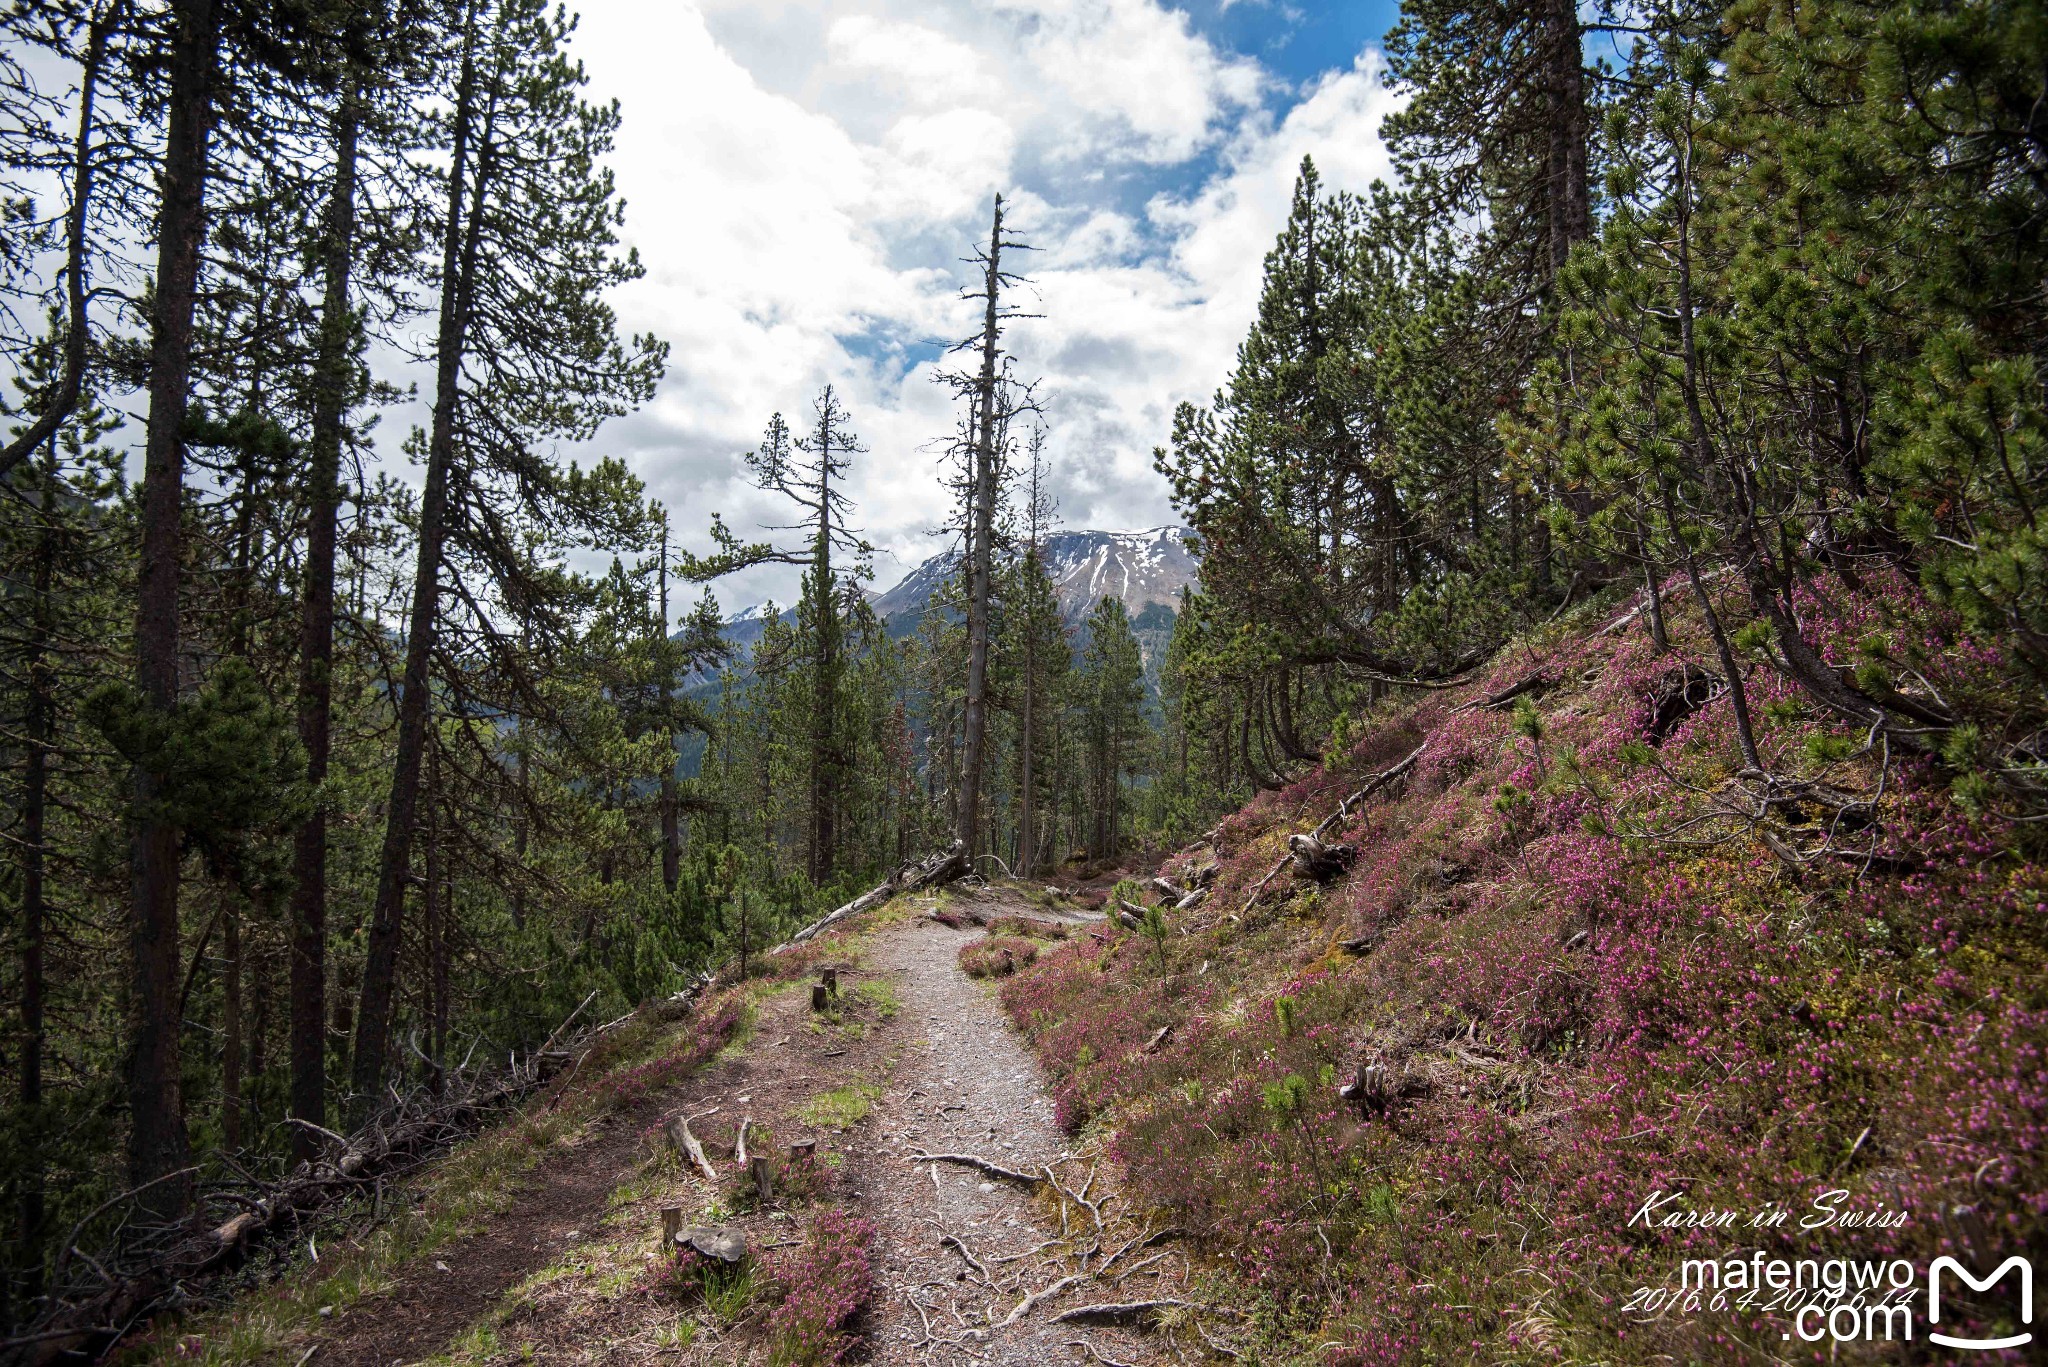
[748,1154,775,1205]
[678,1226,747,1263]
[820,967,838,996]
[810,983,830,1011]
[788,1137,817,1162]
[660,1206,683,1246]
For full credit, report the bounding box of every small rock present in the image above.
[978,1182,995,1193]
[318,1306,333,1319]
[434,1260,450,1273]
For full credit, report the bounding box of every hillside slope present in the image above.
[997,571,2046,1361]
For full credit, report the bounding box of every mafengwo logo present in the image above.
[1928,1256,2032,1352]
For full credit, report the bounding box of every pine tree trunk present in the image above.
[16,440,57,1297]
[423,775,446,1097]
[658,531,680,893]
[290,65,362,1162]
[221,904,243,1149]
[127,0,219,1218]
[956,195,1005,861]
[1017,617,1035,878]
[355,9,489,1107]
[1542,0,1590,282]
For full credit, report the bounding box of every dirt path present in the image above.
[313,1118,651,1367]
[295,890,1189,1366]
[856,911,1172,1366]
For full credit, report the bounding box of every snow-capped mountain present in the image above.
[867,527,1199,628]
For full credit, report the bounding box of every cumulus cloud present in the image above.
[563,0,1401,609]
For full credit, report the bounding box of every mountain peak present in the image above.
[868,527,1199,626]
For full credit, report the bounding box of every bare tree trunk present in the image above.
[126,0,219,1219]
[956,195,1006,860]
[1668,120,1763,771]
[0,4,111,481]
[355,4,489,1107]
[290,63,363,1163]
[1642,555,1669,652]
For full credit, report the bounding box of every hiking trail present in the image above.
[293,886,1192,1365]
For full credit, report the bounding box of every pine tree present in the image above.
[1075,597,1146,860]
[353,0,664,1104]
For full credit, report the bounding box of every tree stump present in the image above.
[1287,832,1357,882]
[811,983,830,1011]
[788,1137,817,1163]
[749,1154,775,1204]
[679,1226,747,1263]
[660,1205,683,1246]
[820,967,838,997]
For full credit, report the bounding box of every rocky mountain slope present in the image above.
[700,527,1198,682]
[867,527,1198,628]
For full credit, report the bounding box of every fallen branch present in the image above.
[908,1151,1044,1187]
[996,1273,1087,1327]
[1053,1299,1197,1327]
[668,1114,717,1182]
[1312,741,1428,841]
[1065,1340,1140,1367]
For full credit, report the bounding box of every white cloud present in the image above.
[562,0,1400,611]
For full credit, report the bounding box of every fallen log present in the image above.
[1150,876,1189,902]
[781,840,970,947]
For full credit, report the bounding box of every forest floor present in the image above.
[279,886,1200,1367]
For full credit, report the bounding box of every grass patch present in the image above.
[853,978,900,1017]
[797,1082,880,1131]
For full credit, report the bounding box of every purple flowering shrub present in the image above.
[585,994,748,1112]
[1000,575,2048,1360]
[763,1209,876,1365]
[958,934,1039,978]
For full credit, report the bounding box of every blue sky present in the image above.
[569,0,1406,609]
